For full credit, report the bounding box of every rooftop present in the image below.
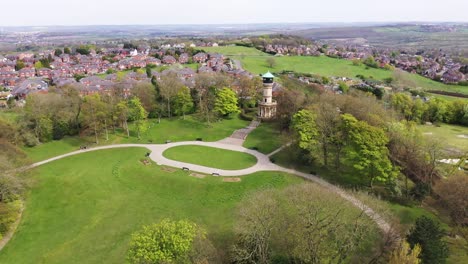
[262,71,275,78]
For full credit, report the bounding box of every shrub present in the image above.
[407,216,449,264]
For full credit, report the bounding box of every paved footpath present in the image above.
[26,141,392,234]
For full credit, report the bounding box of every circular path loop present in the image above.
[27,141,393,235]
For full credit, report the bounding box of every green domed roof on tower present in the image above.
[262,71,275,78]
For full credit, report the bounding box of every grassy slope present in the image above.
[243,122,284,154]
[163,145,257,170]
[0,148,305,263]
[23,115,249,162]
[418,124,468,152]
[204,46,468,94]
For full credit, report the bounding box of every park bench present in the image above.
[212,173,220,176]
[196,138,203,141]
[182,167,190,171]
[166,140,172,144]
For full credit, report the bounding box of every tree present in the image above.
[266,57,276,68]
[194,73,219,123]
[130,82,156,114]
[363,56,379,68]
[424,98,448,123]
[173,87,194,119]
[158,72,184,118]
[34,61,44,69]
[314,98,345,169]
[231,190,279,264]
[75,45,91,55]
[116,101,130,137]
[433,172,468,226]
[54,48,63,56]
[15,60,25,71]
[64,47,71,54]
[338,81,349,93]
[390,93,414,121]
[213,87,240,116]
[127,219,216,264]
[232,184,369,264]
[128,98,147,139]
[238,76,262,108]
[342,113,397,187]
[389,241,422,264]
[292,109,319,153]
[81,93,107,144]
[407,216,449,264]
[275,81,309,129]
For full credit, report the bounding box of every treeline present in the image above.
[11,72,261,146]
[389,93,468,126]
[0,118,29,240]
[286,88,447,199]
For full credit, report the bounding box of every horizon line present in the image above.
[1,21,468,28]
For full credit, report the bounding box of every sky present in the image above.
[1,0,467,26]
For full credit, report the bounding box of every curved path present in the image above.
[25,141,392,235]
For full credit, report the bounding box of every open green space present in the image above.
[202,46,269,56]
[23,115,249,162]
[243,122,283,154]
[205,46,468,95]
[431,94,468,102]
[163,145,257,170]
[0,148,303,263]
[418,124,468,152]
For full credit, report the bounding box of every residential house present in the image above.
[162,55,177,64]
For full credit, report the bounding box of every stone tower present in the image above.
[258,71,277,119]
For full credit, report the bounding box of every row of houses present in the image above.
[8,50,251,101]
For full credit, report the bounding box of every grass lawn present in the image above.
[202,46,269,56]
[243,122,284,154]
[23,115,249,162]
[205,46,468,94]
[418,124,468,152]
[0,148,304,263]
[163,145,257,170]
[431,94,468,102]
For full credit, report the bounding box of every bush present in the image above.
[127,219,217,264]
[433,173,468,226]
[0,201,21,238]
[410,182,431,202]
[407,216,449,264]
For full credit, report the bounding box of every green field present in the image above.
[203,46,269,56]
[0,148,304,263]
[431,94,468,102]
[418,124,468,152]
[243,122,284,154]
[204,46,468,95]
[163,145,257,170]
[23,115,249,162]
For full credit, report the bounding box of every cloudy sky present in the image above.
[1,0,467,26]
